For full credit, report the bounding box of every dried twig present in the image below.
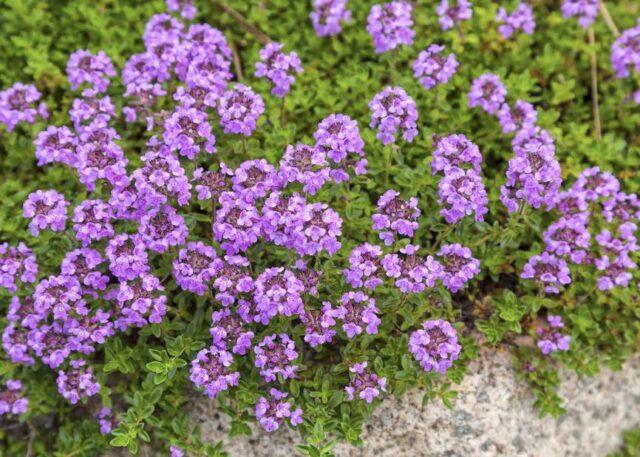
[229,40,244,82]
[212,1,271,44]
[588,28,602,141]
[598,2,620,37]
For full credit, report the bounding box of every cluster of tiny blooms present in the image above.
[254,42,303,98]
[310,0,351,37]
[408,320,461,374]
[369,86,418,145]
[0,82,48,132]
[56,359,100,405]
[436,0,473,31]
[0,380,29,416]
[372,189,420,245]
[468,73,507,115]
[0,242,38,293]
[610,19,640,105]
[561,0,599,29]
[412,44,459,91]
[253,333,299,382]
[495,2,536,39]
[366,1,415,54]
[96,406,118,434]
[345,362,387,403]
[189,346,240,398]
[255,388,303,432]
[432,134,488,224]
[536,315,571,355]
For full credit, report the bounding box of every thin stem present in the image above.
[588,27,602,141]
[212,1,271,44]
[230,40,244,81]
[390,49,397,85]
[241,137,248,159]
[279,97,286,128]
[598,2,620,37]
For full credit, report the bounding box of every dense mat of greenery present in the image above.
[1,0,639,455]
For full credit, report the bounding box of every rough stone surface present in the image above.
[191,349,640,457]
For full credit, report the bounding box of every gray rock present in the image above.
[191,349,640,457]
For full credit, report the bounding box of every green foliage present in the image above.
[609,427,640,457]
[1,0,640,455]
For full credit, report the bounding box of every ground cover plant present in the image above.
[1,0,640,455]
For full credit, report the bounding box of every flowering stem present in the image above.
[241,137,249,159]
[230,40,244,81]
[598,2,620,37]
[213,1,271,45]
[588,27,602,141]
[390,49,398,85]
[279,97,286,128]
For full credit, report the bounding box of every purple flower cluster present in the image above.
[497,100,537,134]
[436,0,473,31]
[0,379,29,416]
[495,3,536,39]
[254,43,303,98]
[313,114,367,182]
[0,83,48,132]
[561,0,599,29]
[23,190,69,237]
[166,0,196,20]
[468,73,507,115]
[173,242,219,295]
[210,307,254,355]
[217,84,265,136]
[255,388,303,432]
[310,0,352,37]
[343,243,384,290]
[66,50,116,93]
[409,319,461,374]
[372,189,420,245]
[96,407,118,434]
[412,45,459,91]
[254,333,298,382]
[521,252,571,294]
[56,359,100,404]
[163,107,216,159]
[367,1,415,54]
[437,243,481,293]
[436,162,488,224]
[0,243,38,292]
[369,86,418,145]
[189,346,240,398]
[611,19,640,104]
[382,244,442,293]
[335,291,381,338]
[300,302,339,348]
[345,361,387,403]
[34,126,77,167]
[536,315,570,355]
[432,134,482,174]
[72,199,114,246]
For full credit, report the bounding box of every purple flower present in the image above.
[163,107,216,159]
[369,86,418,145]
[170,446,185,457]
[437,243,480,293]
[602,192,640,223]
[412,45,459,90]
[192,167,230,201]
[34,125,77,167]
[553,189,590,219]
[521,251,571,294]
[176,23,232,83]
[595,255,635,291]
[2,323,35,365]
[66,50,116,92]
[75,122,128,191]
[210,307,254,355]
[96,407,118,435]
[437,167,488,223]
[310,0,352,37]
[279,144,330,195]
[409,319,461,373]
[115,272,167,330]
[561,0,599,29]
[213,192,261,254]
[173,242,218,295]
[217,84,265,136]
[138,204,188,253]
[372,189,420,245]
[382,244,443,293]
[0,242,38,293]
[61,248,110,292]
[143,14,183,66]
[33,274,84,320]
[211,254,254,306]
[437,0,473,31]
[69,90,116,129]
[432,134,482,174]
[287,202,343,256]
[366,2,415,53]
[501,127,562,212]
[495,3,536,39]
[543,216,591,264]
[133,146,192,207]
[572,166,620,202]
[229,159,282,204]
[0,379,29,416]
[56,359,100,404]
[105,234,150,281]
[72,199,114,246]
[497,100,537,134]
[343,243,384,290]
[254,43,303,98]
[166,0,196,20]
[345,361,387,403]
[536,315,571,355]
[335,291,381,338]
[189,346,240,398]
[23,189,68,236]
[254,333,299,382]
[300,302,339,348]
[313,113,366,182]
[468,73,507,115]
[253,268,304,323]
[255,388,303,432]
[0,83,48,132]
[611,20,640,79]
